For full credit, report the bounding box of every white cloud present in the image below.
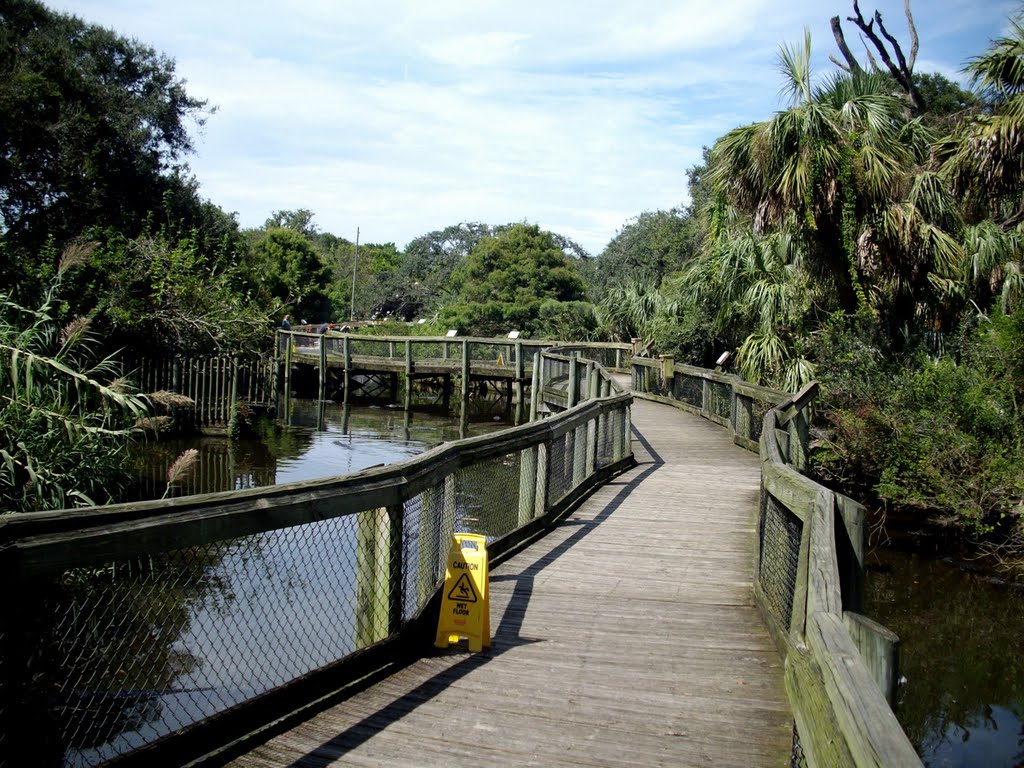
[49,0,1012,253]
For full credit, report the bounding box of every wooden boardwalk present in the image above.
[228,399,793,767]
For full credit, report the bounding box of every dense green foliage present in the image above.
[811,313,1023,536]
[440,224,591,337]
[0,258,153,511]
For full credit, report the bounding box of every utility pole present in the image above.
[350,226,360,322]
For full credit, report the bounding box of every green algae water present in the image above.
[865,548,1024,767]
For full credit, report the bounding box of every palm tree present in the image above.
[937,15,1024,228]
[934,15,1024,315]
[707,31,963,337]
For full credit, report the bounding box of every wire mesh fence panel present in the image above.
[709,380,732,421]
[595,411,615,469]
[545,432,573,506]
[23,512,389,767]
[453,452,523,541]
[348,338,392,358]
[543,357,570,383]
[758,492,803,632]
[750,398,773,442]
[409,341,443,360]
[673,373,703,407]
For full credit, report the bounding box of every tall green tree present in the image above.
[440,223,586,336]
[0,0,210,287]
[592,209,694,301]
[247,228,331,323]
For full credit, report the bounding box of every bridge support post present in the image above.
[283,335,293,419]
[318,337,327,403]
[404,340,413,411]
[460,341,470,434]
[343,335,352,397]
[442,374,452,410]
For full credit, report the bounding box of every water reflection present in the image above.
[134,398,518,499]
[865,548,1024,767]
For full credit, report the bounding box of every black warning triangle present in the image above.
[447,573,478,603]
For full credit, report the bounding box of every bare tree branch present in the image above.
[847,0,927,114]
[862,37,881,72]
[904,0,918,71]
[831,15,864,74]
[830,54,853,73]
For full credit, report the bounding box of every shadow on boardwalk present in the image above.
[228,400,791,768]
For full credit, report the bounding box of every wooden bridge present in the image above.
[226,396,793,767]
[0,341,922,768]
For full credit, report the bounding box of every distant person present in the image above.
[281,314,291,331]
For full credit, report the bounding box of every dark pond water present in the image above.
[131,398,518,500]
[865,547,1024,767]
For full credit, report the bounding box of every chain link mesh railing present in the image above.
[2,356,631,768]
[758,492,803,632]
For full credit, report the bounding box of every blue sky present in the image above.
[53,0,1016,254]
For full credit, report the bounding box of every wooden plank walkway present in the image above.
[228,398,793,767]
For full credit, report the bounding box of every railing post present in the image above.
[568,356,578,408]
[586,367,598,476]
[230,357,239,430]
[514,341,524,405]
[530,351,541,421]
[661,355,674,392]
[404,339,413,410]
[460,340,470,404]
[387,503,404,635]
[518,443,538,525]
[535,439,549,517]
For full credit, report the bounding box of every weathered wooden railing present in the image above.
[277,330,631,412]
[0,354,632,768]
[279,331,632,373]
[128,356,275,431]
[632,357,921,767]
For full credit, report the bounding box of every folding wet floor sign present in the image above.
[435,533,490,652]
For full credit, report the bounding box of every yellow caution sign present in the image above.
[435,533,490,652]
[496,353,505,366]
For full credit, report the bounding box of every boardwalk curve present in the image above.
[229,398,792,767]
